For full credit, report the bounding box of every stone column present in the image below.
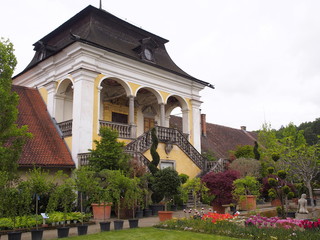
[128,95,137,138]
[44,81,57,118]
[182,109,190,139]
[71,69,97,168]
[191,99,202,152]
[160,103,166,127]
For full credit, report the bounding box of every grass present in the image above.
[62,227,241,240]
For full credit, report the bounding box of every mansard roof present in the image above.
[17,5,213,89]
[13,85,75,168]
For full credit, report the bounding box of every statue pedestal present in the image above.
[295,212,313,219]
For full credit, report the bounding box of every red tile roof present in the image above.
[13,85,75,168]
[169,115,258,159]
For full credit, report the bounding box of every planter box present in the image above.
[143,209,152,217]
[158,211,173,221]
[149,204,164,215]
[91,203,112,220]
[57,227,69,238]
[212,204,227,214]
[8,232,22,240]
[271,199,281,207]
[239,195,257,211]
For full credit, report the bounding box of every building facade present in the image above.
[13,5,213,177]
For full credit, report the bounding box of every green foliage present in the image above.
[152,168,181,211]
[202,150,218,161]
[277,170,287,180]
[233,176,261,199]
[253,141,260,160]
[124,177,143,218]
[0,38,32,180]
[88,127,130,172]
[182,177,211,208]
[179,173,189,184]
[47,177,76,225]
[231,145,254,159]
[148,128,160,175]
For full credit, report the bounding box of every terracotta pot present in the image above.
[91,203,112,220]
[158,211,173,221]
[239,195,257,211]
[271,199,281,207]
[212,204,226,214]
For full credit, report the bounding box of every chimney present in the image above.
[240,126,247,131]
[201,114,207,137]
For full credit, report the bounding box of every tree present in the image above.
[151,168,181,211]
[0,38,32,180]
[88,127,130,172]
[148,128,160,175]
[229,158,261,178]
[282,144,320,207]
[231,145,255,159]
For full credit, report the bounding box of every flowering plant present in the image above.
[202,212,236,223]
[246,214,320,230]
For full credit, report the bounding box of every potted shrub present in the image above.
[233,176,261,211]
[151,168,181,221]
[26,168,53,240]
[4,181,32,240]
[102,170,131,230]
[202,170,240,214]
[182,177,211,209]
[125,177,143,228]
[74,167,100,235]
[47,178,76,238]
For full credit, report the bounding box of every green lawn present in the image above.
[62,227,241,240]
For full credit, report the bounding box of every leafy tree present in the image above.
[182,177,211,209]
[229,158,261,178]
[281,144,320,207]
[253,141,260,160]
[0,38,32,180]
[231,145,255,159]
[151,168,181,211]
[88,127,130,172]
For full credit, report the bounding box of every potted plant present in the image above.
[125,177,143,228]
[101,170,131,230]
[233,176,261,211]
[4,181,32,240]
[202,170,240,214]
[151,168,181,221]
[47,178,76,238]
[26,168,53,240]
[74,167,100,235]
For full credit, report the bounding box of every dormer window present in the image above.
[133,37,158,63]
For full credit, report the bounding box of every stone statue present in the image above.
[297,193,308,214]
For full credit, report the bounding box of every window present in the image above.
[160,160,175,170]
[112,112,128,124]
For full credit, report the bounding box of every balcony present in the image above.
[99,120,132,139]
[57,120,72,137]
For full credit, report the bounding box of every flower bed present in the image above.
[155,212,320,240]
[246,215,320,230]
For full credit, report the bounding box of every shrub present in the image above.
[202,170,240,205]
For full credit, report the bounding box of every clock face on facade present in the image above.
[144,48,152,61]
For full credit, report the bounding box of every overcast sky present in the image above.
[2,0,320,131]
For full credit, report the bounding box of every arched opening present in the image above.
[166,95,189,137]
[135,87,163,135]
[98,78,133,138]
[55,79,74,123]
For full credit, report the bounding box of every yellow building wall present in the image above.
[38,87,48,104]
[102,102,137,123]
[143,143,201,178]
[64,136,72,151]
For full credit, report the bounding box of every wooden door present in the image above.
[144,117,155,132]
